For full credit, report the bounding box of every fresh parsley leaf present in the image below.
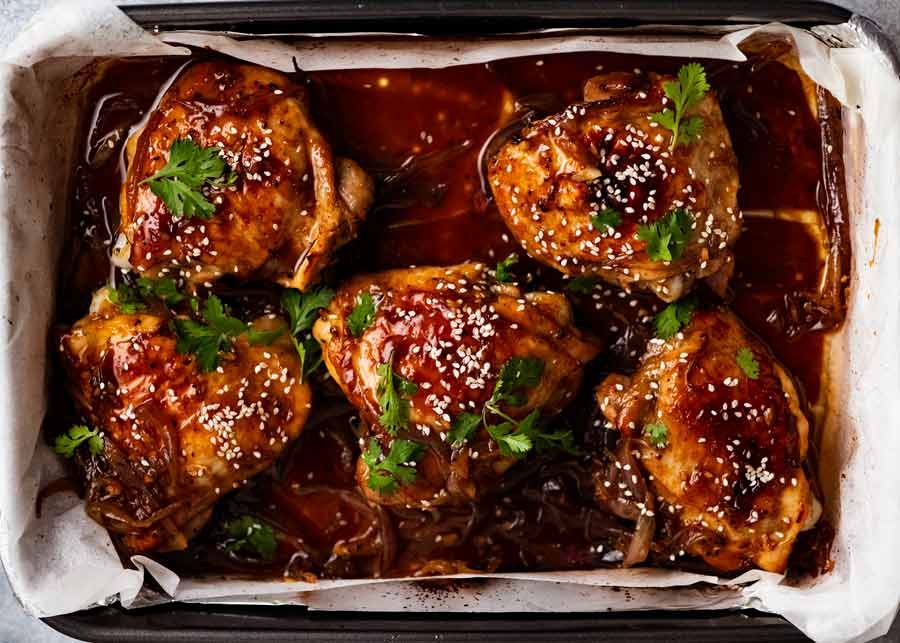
[495,254,518,283]
[292,335,324,378]
[654,297,696,339]
[494,410,579,458]
[223,516,277,560]
[636,207,694,262]
[347,292,376,337]
[107,283,145,314]
[591,208,622,233]
[645,422,668,448]
[448,412,482,448]
[736,347,760,380]
[141,138,235,219]
[681,115,705,142]
[281,286,335,336]
[137,277,186,306]
[174,295,274,372]
[650,62,710,150]
[173,318,223,372]
[489,357,545,408]
[565,276,598,294]
[246,327,284,345]
[362,438,423,494]
[487,421,534,457]
[480,360,573,459]
[54,424,103,458]
[376,360,418,435]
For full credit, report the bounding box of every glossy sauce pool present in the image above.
[55,37,848,579]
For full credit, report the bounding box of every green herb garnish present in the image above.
[645,422,669,448]
[448,412,482,448]
[281,286,335,336]
[636,207,693,262]
[650,63,710,150]
[591,208,622,233]
[141,138,236,219]
[654,297,696,339]
[174,295,281,372]
[106,283,145,314]
[137,277,186,306]
[488,356,545,408]
[376,360,418,435]
[53,424,103,458]
[565,276,598,294]
[347,292,376,337]
[736,347,760,380]
[280,286,334,379]
[223,516,277,560]
[445,356,576,457]
[495,254,519,283]
[108,278,186,312]
[362,438,423,494]
[292,335,324,378]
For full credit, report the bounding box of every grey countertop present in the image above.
[0,1,897,641]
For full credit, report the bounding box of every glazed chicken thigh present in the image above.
[595,308,818,573]
[313,262,600,508]
[488,70,740,302]
[115,61,373,290]
[58,291,311,553]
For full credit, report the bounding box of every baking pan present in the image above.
[39,1,896,641]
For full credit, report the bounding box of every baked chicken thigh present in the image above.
[313,262,600,508]
[595,308,818,573]
[115,61,374,290]
[488,68,740,302]
[57,290,311,553]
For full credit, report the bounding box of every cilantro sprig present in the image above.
[281,286,334,379]
[142,138,236,220]
[54,424,103,458]
[495,254,519,283]
[489,357,545,408]
[636,207,694,262]
[174,295,282,372]
[222,516,278,560]
[107,277,186,313]
[654,297,695,339]
[376,359,418,435]
[347,292,376,337]
[447,356,577,459]
[362,437,424,494]
[591,208,621,233]
[282,287,334,336]
[644,422,668,448]
[565,276,598,294]
[736,347,760,380]
[107,283,145,314]
[650,63,710,151]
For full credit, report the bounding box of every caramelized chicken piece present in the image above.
[115,61,373,290]
[595,308,819,573]
[57,290,311,553]
[488,71,740,302]
[313,262,600,508]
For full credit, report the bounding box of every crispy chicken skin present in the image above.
[57,291,311,553]
[488,71,740,302]
[115,61,374,290]
[313,262,600,508]
[595,308,818,573]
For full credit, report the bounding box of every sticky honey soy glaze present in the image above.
[56,36,847,579]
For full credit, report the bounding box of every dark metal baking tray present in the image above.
[39,1,895,641]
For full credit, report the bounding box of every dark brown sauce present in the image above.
[54,38,847,580]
